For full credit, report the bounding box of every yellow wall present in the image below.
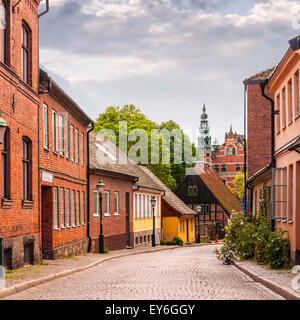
[163,216,195,244]
[133,190,161,232]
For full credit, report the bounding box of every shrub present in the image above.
[215,242,236,265]
[166,241,176,245]
[160,240,166,245]
[104,248,109,254]
[172,236,183,246]
[265,230,292,269]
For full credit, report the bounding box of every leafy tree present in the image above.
[229,171,245,201]
[94,105,194,189]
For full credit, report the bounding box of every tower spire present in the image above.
[230,124,233,134]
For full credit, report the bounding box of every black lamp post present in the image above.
[96,179,105,254]
[151,196,157,247]
[196,205,202,243]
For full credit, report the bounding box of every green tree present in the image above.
[229,171,245,201]
[94,105,194,189]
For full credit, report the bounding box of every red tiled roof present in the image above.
[244,67,276,83]
[194,168,242,214]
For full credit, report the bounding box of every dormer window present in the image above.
[0,0,7,64]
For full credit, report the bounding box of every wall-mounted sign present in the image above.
[42,171,53,183]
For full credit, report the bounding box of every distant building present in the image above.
[196,105,245,189]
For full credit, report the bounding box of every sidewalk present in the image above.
[0,243,213,299]
[234,260,300,300]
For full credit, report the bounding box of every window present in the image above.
[221,164,226,172]
[61,188,65,228]
[182,220,185,233]
[236,164,241,172]
[0,1,7,64]
[222,179,226,185]
[81,132,84,166]
[288,79,293,123]
[52,110,58,153]
[232,147,236,155]
[282,87,286,128]
[22,23,30,84]
[77,191,81,226]
[114,192,119,215]
[295,71,300,116]
[188,186,193,196]
[191,220,193,231]
[276,94,280,133]
[135,194,138,218]
[71,125,74,161]
[226,147,230,156]
[59,114,64,156]
[139,194,142,218]
[157,196,160,217]
[1,127,9,199]
[93,190,98,216]
[72,190,76,227]
[22,138,32,200]
[66,189,70,227]
[193,186,197,196]
[104,191,110,216]
[143,195,146,218]
[289,165,293,221]
[214,165,219,173]
[65,119,69,159]
[75,129,79,164]
[54,187,59,229]
[43,104,48,149]
[272,167,287,219]
[82,192,85,225]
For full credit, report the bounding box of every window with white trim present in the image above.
[82,192,85,225]
[43,104,48,149]
[81,132,84,166]
[71,125,74,161]
[66,118,69,159]
[114,192,119,215]
[139,194,142,218]
[59,114,64,156]
[272,167,287,220]
[93,190,98,216]
[76,129,79,164]
[104,191,110,216]
[135,193,138,218]
[77,191,81,226]
[54,187,59,229]
[52,110,58,153]
[72,190,76,227]
[0,0,7,64]
[61,188,65,228]
[157,196,160,217]
[66,189,70,227]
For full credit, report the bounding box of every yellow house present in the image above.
[139,167,196,244]
[132,166,164,246]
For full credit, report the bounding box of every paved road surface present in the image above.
[4,245,284,300]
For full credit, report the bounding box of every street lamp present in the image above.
[96,179,105,254]
[196,205,202,243]
[0,112,7,145]
[151,196,157,247]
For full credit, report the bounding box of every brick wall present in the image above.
[247,83,273,178]
[89,173,134,251]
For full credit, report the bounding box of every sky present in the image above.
[38,0,300,145]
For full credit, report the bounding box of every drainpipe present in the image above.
[87,122,95,252]
[243,83,247,213]
[260,82,276,231]
[37,0,50,261]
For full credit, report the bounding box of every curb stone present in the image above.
[0,244,196,299]
[234,261,300,300]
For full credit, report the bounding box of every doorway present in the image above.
[186,220,189,243]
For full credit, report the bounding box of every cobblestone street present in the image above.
[4,245,285,300]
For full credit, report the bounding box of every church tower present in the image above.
[196,104,212,169]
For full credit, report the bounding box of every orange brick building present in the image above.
[0,0,42,269]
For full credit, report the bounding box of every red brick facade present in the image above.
[89,171,135,252]
[38,70,92,259]
[211,128,244,189]
[246,83,273,178]
[0,0,41,269]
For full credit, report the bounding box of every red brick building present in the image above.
[211,126,244,189]
[0,0,42,269]
[38,69,93,259]
[89,132,137,251]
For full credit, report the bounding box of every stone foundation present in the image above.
[3,234,40,270]
[134,229,161,247]
[43,238,89,260]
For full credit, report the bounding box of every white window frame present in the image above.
[157,196,160,217]
[52,110,58,153]
[104,191,110,216]
[77,191,81,226]
[71,125,74,162]
[82,192,85,225]
[93,190,99,217]
[114,192,119,215]
[139,194,142,219]
[81,132,84,166]
[61,188,65,228]
[272,167,287,220]
[72,190,76,227]
[54,187,59,229]
[66,118,69,159]
[135,193,138,218]
[66,189,70,227]
[59,114,64,156]
[43,104,48,149]
[76,128,79,164]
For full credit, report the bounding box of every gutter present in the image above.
[87,122,95,252]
